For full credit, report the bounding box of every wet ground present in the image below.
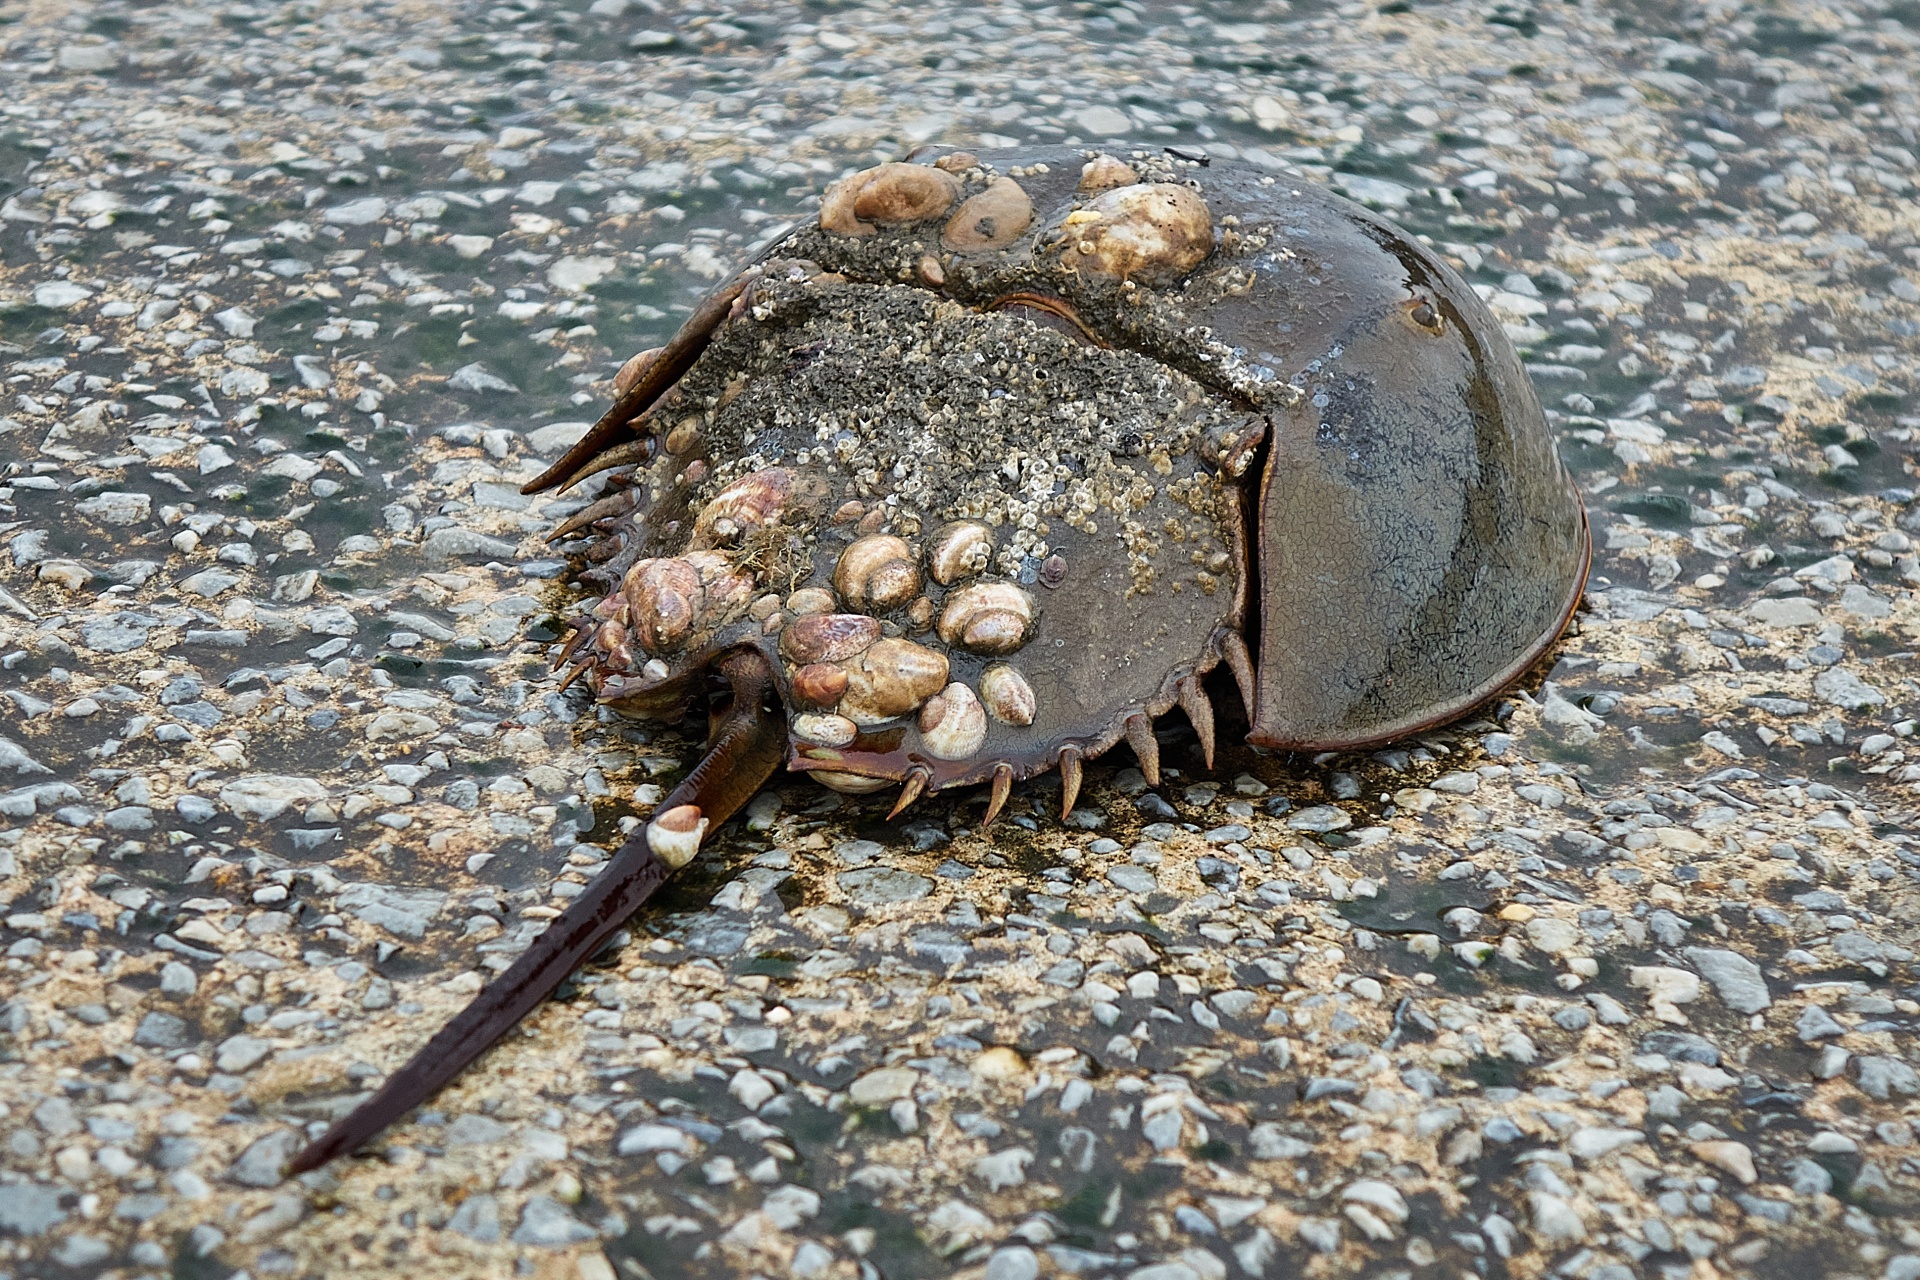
[3,0,1920,1279]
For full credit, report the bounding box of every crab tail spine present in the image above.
[983,762,1015,826]
[1124,713,1161,788]
[1058,746,1084,819]
[1177,675,1216,770]
[888,767,931,820]
[285,649,787,1176]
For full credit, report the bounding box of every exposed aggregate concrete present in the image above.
[2,0,1920,1279]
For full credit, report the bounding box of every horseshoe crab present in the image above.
[292,146,1589,1172]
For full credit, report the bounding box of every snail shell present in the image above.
[786,586,837,616]
[840,638,949,725]
[918,682,988,760]
[1065,183,1214,282]
[791,662,850,709]
[792,713,859,748]
[622,558,700,654]
[942,176,1034,252]
[820,163,962,237]
[833,534,921,611]
[780,613,882,665]
[647,804,707,869]
[979,664,1036,726]
[926,520,994,586]
[937,581,1034,656]
[1078,153,1140,192]
[689,467,794,549]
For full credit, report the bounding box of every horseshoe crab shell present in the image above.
[537,144,1588,803]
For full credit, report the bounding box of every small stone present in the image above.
[367,712,439,742]
[33,280,94,308]
[447,363,522,395]
[616,1124,694,1156]
[74,491,151,525]
[1797,1004,1845,1041]
[1683,947,1771,1013]
[446,1193,502,1242]
[1856,1056,1920,1100]
[548,256,618,291]
[986,1245,1040,1280]
[849,1068,917,1106]
[226,1129,298,1187]
[324,196,389,226]
[837,867,932,905]
[511,1196,596,1247]
[214,1035,273,1073]
[972,1147,1033,1190]
[0,1182,67,1234]
[423,527,519,559]
[1528,1192,1585,1242]
[1689,1139,1757,1184]
[220,775,327,822]
[1813,668,1886,709]
[1074,105,1133,136]
[133,1011,190,1049]
[1287,805,1351,832]
[1569,1127,1643,1160]
[1526,918,1579,955]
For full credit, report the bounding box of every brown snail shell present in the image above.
[979,664,1036,726]
[622,558,700,654]
[689,467,794,549]
[833,534,921,611]
[918,682,987,760]
[785,587,837,615]
[791,713,858,748]
[647,804,707,869]
[925,520,994,586]
[937,581,1034,655]
[780,613,882,665]
[791,662,850,709]
[840,637,949,725]
[820,163,962,237]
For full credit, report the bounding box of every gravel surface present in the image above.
[3,1,1920,1279]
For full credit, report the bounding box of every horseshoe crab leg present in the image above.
[288,649,787,1174]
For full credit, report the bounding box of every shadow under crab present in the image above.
[290,143,1590,1174]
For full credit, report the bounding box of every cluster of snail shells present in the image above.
[816,152,1215,281]
[782,522,1040,761]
